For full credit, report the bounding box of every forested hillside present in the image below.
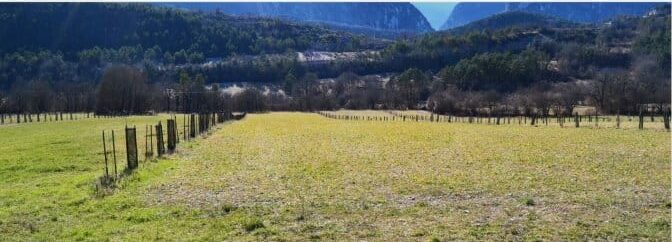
[445,11,581,35]
[0,3,375,59]
[0,3,380,107]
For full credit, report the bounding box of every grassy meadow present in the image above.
[0,111,669,240]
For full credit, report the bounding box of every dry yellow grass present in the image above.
[323,109,396,118]
[1,112,669,240]
[147,112,670,240]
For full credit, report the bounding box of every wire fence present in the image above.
[95,112,246,194]
[317,110,671,131]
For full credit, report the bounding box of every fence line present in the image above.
[316,110,671,131]
[0,112,144,126]
[97,112,246,193]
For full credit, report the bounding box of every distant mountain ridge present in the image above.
[158,2,434,38]
[441,2,665,30]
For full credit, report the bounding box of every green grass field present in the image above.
[0,112,669,240]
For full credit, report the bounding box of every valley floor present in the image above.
[0,112,669,240]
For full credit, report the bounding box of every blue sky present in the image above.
[411,2,457,30]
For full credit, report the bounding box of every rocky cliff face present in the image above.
[160,3,433,37]
[440,3,510,30]
[441,2,665,30]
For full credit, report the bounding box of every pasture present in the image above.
[0,111,669,240]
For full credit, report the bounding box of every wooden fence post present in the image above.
[102,131,109,178]
[150,125,154,156]
[183,114,188,141]
[202,113,207,132]
[112,130,118,178]
[167,119,176,153]
[201,113,206,133]
[144,125,148,159]
[198,114,203,132]
[190,114,196,138]
[174,116,180,144]
[664,107,670,131]
[156,122,165,157]
[125,126,138,170]
[638,108,644,130]
[531,114,536,126]
[208,113,213,128]
[616,111,621,129]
